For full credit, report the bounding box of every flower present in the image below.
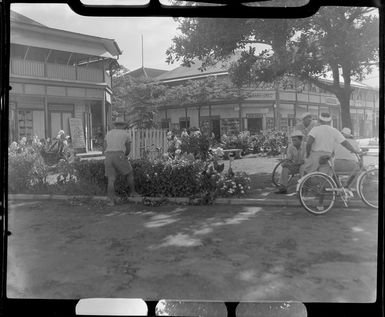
[20,137,27,145]
[9,142,18,151]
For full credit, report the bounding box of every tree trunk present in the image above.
[336,68,354,132]
[335,90,353,132]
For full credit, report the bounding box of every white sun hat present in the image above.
[291,130,304,138]
[319,113,332,122]
[341,127,353,137]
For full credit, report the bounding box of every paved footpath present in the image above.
[7,199,378,302]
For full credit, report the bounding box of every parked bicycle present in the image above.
[272,158,301,188]
[296,152,378,215]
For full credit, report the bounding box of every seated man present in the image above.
[275,130,305,194]
[333,127,361,184]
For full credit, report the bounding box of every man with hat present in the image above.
[103,121,139,206]
[275,130,306,194]
[303,113,361,175]
[295,112,318,143]
[333,127,361,176]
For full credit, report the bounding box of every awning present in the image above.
[11,23,121,59]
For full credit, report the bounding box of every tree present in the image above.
[111,69,168,129]
[112,67,252,131]
[167,7,379,132]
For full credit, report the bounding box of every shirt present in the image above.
[286,144,305,164]
[308,125,345,153]
[104,129,130,152]
[334,138,360,162]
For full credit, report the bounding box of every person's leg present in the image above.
[275,167,289,193]
[105,153,117,205]
[107,176,117,205]
[126,172,139,196]
[279,167,290,187]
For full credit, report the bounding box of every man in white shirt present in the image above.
[104,121,139,206]
[334,127,361,176]
[303,113,360,175]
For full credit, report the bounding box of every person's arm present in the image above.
[286,145,294,162]
[341,140,360,154]
[306,135,314,158]
[103,139,107,154]
[124,140,131,156]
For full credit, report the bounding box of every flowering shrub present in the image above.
[217,172,251,197]
[40,130,74,166]
[221,131,251,154]
[221,130,288,156]
[168,130,213,160]
[8,137,50,192]
[9,137,252,201]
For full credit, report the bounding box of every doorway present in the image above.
[211,119,221,140]
[247,117,263,134]
[48,104,74,138]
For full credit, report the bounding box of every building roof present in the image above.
[10,10,122,59]
[128,67,168,79]
[156,56,378,91]
[10,11,46,27]
[154,57,236,82]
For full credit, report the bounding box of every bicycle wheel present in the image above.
[272,161,284,187]
[298,172,337,215]
[357,168,378,209]
[272,161,296,187]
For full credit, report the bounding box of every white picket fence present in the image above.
[127,128,169,160]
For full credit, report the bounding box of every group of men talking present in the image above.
[102,112,362,205]
[275,112,361,194]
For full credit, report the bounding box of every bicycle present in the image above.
[271,144,300,187]
[296,153,378,215]
[272,158,301,187]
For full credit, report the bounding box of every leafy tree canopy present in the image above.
[166,7,379,130]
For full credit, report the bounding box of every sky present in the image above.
[12,3,380,87]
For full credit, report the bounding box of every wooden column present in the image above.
[238,102,242,131]
[185,106,188,127]
[208,104,212,133]
[198,106,201,129]
[102,93,106,139]
[274,80,280,130]
[44,95,49,138]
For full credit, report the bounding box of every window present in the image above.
[179,117,190,129]
[49,104,74,137]
[18,110,33,139]
[266,117,274,130]
[161,119,170,130]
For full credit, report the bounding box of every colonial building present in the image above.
[155,59,379,138]
[9,11,122,150]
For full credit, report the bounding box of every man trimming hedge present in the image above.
[103,121,139,206]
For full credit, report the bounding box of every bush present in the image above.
[8,139,50,193]
[217,172,251,197]
[168,130,213,160]
[9,144,252,201]
[73,159,107,190]
[221,130,288,156]
[221,131,251,155]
